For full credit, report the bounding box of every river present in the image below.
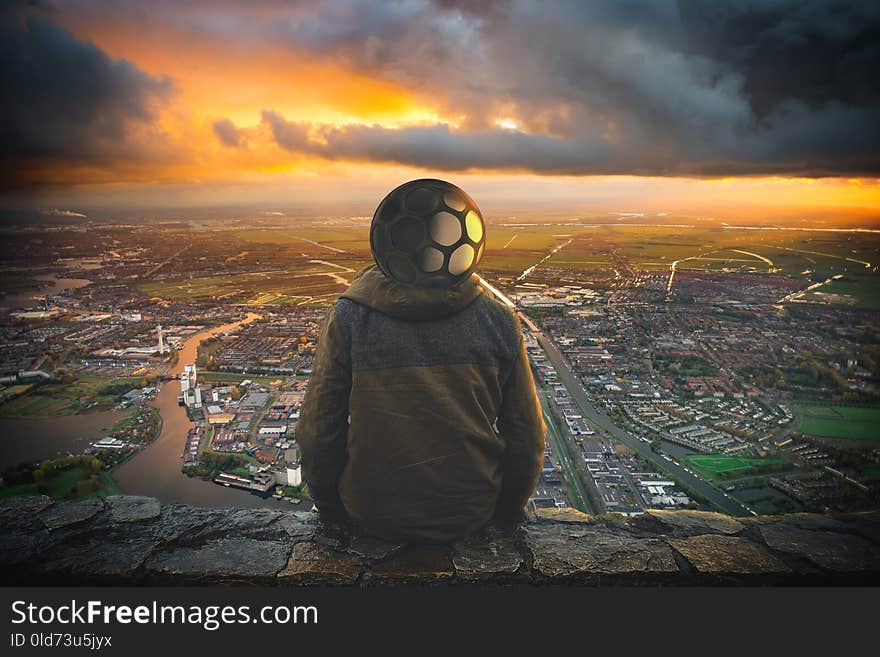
[0,276,123,467]
[112,313,289,509]
[0,275,92,311]
[0,410,128,470]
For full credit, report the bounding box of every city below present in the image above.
[1,213,878,520]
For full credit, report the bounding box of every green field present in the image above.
[594,224,878,276]
[233,229,373,268]
[247,293,312,305]
[681,453,792,481]
[137,223,880,306]
[803,272,880,310]
[795,404,880,441]
[0,463,121,501]
[16,222,880,325]
[0,376,143,417]
[139,269,353,304]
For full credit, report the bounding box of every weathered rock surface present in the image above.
[668,534,790,576]
[278,512,316,539]
[39,537,159,579]
[146,537,290,581]
[347,534,403,562]
[364,545,454,585]
[533,507,595,524]
[527,523,679,582]
[452,529,523,581]
[280,542,363,585]
[640,509,745,537]
[40,498,104,530]
[1,496,879,585]
[760,524,880,573]
[107,495,161,523]
[0,494,52,527]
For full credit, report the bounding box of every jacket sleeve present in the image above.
[297,303,351,518]
[494,316,547,522]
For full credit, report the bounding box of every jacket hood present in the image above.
[340,265,483,321]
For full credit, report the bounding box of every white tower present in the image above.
[157,324,166,355]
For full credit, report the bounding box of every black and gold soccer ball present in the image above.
[370,179,486,287]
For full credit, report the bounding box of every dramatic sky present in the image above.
[2,0,880,218]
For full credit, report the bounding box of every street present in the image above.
[521,312,754,517]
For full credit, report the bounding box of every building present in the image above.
[214,471,274,494]
[180,363,202,408]
[258,425,288,436]
[241,392,270,409]
[275,466,302,486]
[91,437,127,450]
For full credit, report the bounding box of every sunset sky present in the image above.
[2,0,879,220]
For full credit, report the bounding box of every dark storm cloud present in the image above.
[0,11,172,185]
[252,0,880,176]
[10,0,880,179]
[261,111,310,151]
[258,113,621,174]
[212,118,245,148]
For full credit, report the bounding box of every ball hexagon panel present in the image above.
[443,191,467,212]
[429,212,461,246]
[419,246,444,272]
[370,179,486,287]
[390,216,424,251]
[465,211,483,242]
[449,244,474,275]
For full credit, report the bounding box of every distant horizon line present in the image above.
[4,215,879,232]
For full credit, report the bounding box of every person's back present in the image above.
[296,180,546,543]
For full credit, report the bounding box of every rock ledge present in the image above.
[2,496,879,585]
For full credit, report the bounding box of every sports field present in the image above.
[795,404,880,441]
[681,453,791,481]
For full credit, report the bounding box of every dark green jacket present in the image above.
[297,266,546,543]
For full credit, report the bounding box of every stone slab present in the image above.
[645,509,744,536]
[452,531,523,580]
[146,537,290,579]
[107,496,161,523]
[364,545,454,584]
[40,498,104,531]
[760,524,880,573]
[279,542,363,585]
[527,525,678,580]
[669,534,790,575]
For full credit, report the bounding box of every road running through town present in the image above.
[520,312,754,517]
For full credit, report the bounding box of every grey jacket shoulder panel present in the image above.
[334,293,520,374]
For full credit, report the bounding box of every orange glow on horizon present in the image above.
[12,11,876,223]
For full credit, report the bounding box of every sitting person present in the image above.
[297,179,546,542]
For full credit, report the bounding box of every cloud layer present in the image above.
[244,0,880,176]
[1,10,173,186]
[212,118,245,148]
[3,0,879,187]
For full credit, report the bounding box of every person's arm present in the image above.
[494,317,546,523]
[297,303,351,519]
